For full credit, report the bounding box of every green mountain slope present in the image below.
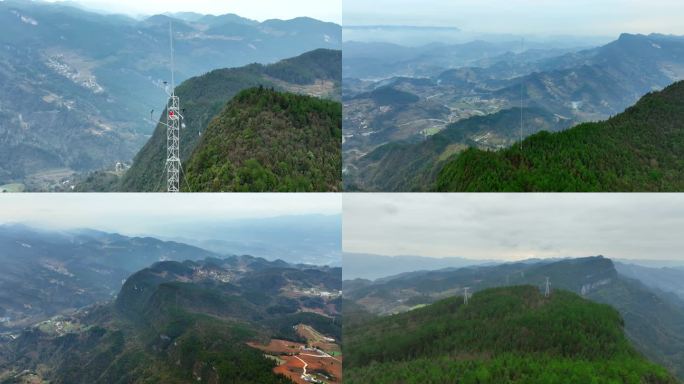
[263,47,342,86]
[117,49,341,191]
[0,257,341,383]
[344,256,684,380]
[346,107,565,191]
[183,87,341,192]
[588,278,684,379]
[344,286,677,384]
[436,80,684,191]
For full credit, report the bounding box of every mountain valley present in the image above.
[0,224,217,333]
[343,34,684,191]
[0,0,341,190]
[0,254,341,383]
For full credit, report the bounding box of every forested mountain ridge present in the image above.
[436,80,684,191]
[116,49,341,191]
[183,87,341,192]
[343,256,684,379]
[344,285,677,383]
[0,256,341,383]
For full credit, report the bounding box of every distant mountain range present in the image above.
[343,256,684,379]
[615,262,684,300]
[614,259,684,269]
[0,0,340,189]
[155,214,342,267]
[0,224,217,332]
[345,25,461,30]
[0,255,341,383]
[343,33,684,191]
[343,39,578,79]
[343,252,497,280]
[344,285,677,383]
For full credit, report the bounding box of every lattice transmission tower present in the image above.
[544,277,551,297]
[164,22,182,192]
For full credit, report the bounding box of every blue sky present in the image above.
[344,0,684,37]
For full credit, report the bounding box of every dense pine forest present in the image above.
[183,87,341,192]
[435,80,684,191]
[344,286,677,383]
[111,48,340,192]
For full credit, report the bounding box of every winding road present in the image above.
[295,355,309,378]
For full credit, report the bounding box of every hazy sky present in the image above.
[42,0,342,23]
[344,0,684,37]
[0,193,341,236]
[343,194,684,261]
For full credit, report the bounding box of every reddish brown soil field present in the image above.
[248,339,342,383]
[274,356,308,384]
[274,354,342,384]
[300,353,342,383]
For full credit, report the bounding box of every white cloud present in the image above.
[343,193,684,261]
